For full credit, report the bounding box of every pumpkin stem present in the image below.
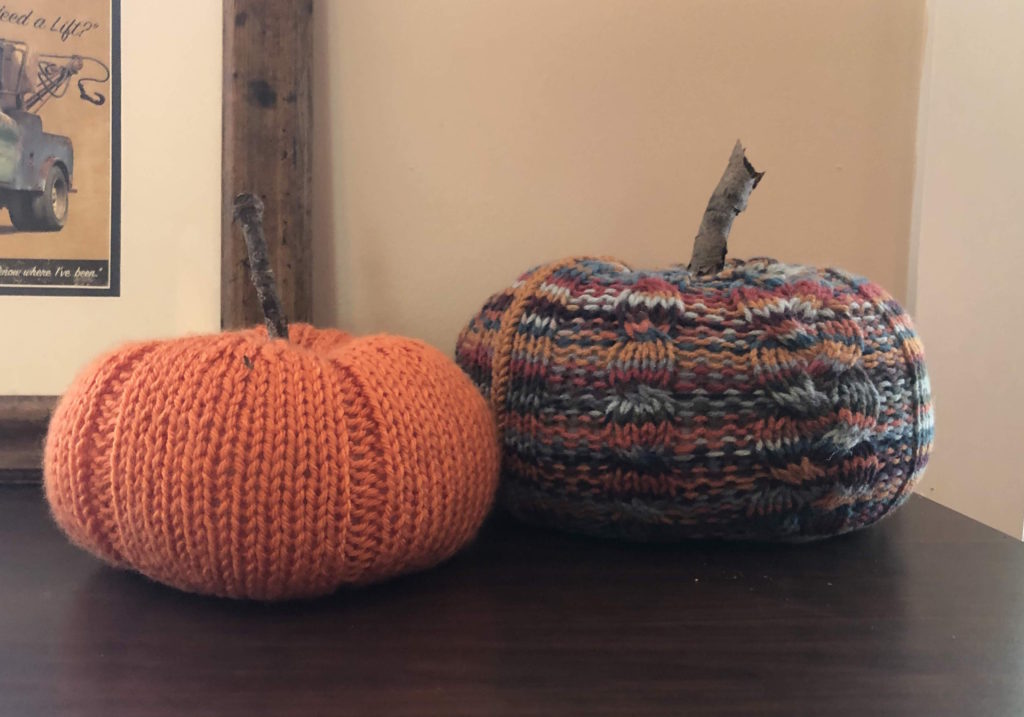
[233,192,289,340]
[688,140,764,276]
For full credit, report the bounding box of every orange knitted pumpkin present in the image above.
[43,196,500,600]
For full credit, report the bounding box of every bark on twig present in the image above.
[688,140,764,275]
[233,192,289,340]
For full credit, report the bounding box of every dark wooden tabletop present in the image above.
[1,485,1022,717]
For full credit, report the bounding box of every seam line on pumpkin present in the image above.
[78,341,161,565]
[215,335,257,597]
[489,256,620,438]
[309,352,343,593]
[209,334,255,596]
[63,364,121,561]
[840,274,924,516]
[105,342,175,569]
[368,343,411,578]
[324,358,352,587]
[332,348,394,582]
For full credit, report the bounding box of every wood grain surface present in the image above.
[0,396,56,483]
[222,0,313,329]
[1,486,1022,716]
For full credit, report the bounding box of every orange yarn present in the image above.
[44,323,500,600]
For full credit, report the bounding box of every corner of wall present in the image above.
[905,0,934,317]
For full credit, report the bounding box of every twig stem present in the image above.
[233,192,289,340]
[688,140,764,275]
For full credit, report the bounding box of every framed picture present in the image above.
[0,0,120,296]
[0,0,312,481]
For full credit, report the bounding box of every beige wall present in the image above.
[911,0,1024,537]
[312,0,924,354]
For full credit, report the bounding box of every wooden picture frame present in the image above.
[0,0,312,484]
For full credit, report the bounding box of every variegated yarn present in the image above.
[456,257,933,541]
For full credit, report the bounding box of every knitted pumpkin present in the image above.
[44,195,500,600]
[456,143,933,541]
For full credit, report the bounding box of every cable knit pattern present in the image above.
[456,257,933,541]
[44,324,500,600]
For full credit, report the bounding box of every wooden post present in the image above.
[0,397,57,484]
[222,0,314,329]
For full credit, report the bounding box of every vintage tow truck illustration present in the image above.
[0,39,109,232]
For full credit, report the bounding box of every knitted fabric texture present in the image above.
[45,323,500,600]
[456,257,933,541]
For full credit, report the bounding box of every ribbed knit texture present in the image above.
[44,323,500,600]
[456,257,934,541]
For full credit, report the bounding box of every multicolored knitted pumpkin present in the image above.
[44,195,500,600]
[456,143,933,541]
